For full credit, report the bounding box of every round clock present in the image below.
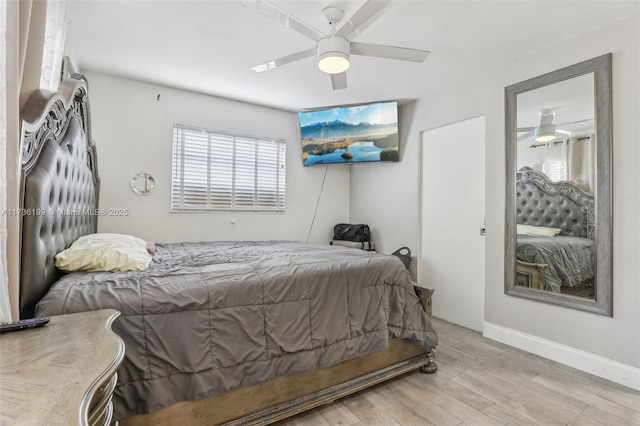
[130,173,155,196]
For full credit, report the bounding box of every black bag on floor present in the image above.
[333,223,371,243]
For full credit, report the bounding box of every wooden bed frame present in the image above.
[19,74,437,425]
[120,339,435,426]
[516,259,547,290]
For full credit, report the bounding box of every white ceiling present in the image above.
[66,0,639,112]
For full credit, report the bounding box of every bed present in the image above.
[515,166,595,294]
[18,75,438,425]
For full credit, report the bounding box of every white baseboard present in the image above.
[483,321,640,391]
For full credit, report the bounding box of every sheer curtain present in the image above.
[567,135,595,193]
[540,136,594,194]
[0,0,10,322]
[40,0,69,91]
[1,0,69,321]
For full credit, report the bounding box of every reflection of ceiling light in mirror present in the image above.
[534,124,556,142]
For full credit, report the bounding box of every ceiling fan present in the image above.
[244,0,430,90]
[517,109,593,143]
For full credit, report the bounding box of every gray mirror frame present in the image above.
[505,53,612,316]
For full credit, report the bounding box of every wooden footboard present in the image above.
[516,259,546,290]
[119,339,435,426]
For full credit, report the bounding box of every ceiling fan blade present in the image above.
[335,0,392,40]
[518,131,534,142]
[351,42,430,63]
[251,48,316,72]
[517,126,536,132]
[557,129,573,136]
[557,118,594,127]
[331,72,348,90]
[243,0,325,42]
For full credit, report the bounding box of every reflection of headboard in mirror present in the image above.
[19,76,100,319]
[516,166,594,240]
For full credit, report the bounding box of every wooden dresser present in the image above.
[413,282,434,317]
[0,309,125,425]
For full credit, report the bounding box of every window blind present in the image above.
[172,124,286,212]
[542,141,567,182]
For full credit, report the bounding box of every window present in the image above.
[171,124,286,212]
[544,158,567,182]
[542,141,567,182]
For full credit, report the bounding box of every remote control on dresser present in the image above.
[0,317,50,333]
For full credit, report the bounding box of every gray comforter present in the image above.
[35,241,438,420]
[516,235,595,292]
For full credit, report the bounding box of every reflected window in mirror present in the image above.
[505,54,612,316]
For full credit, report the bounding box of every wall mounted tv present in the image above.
[298,101,399,167]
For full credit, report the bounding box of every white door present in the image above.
[419,116,485,331]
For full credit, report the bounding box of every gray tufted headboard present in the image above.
[516,166,594,240]
[19,76,100,318]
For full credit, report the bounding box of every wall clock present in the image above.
[130,173,155,196]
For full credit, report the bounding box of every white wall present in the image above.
[351,14,639,383]
[348,101,423,257]
[85,72,350,244]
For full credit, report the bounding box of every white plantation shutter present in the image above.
[544,159,567,182]
[542,141,567,182]
[172,125,286,211]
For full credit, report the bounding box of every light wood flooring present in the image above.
[278,317,640,426]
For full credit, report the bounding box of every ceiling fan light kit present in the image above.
[518,107,595,143]
[318,37,350,74]
[534,124,556,142]
[248,0,429,90]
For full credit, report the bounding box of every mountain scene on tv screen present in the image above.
[300,103,399,166]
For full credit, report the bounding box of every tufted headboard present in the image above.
[516,166,594,239]
[19,76,100,318]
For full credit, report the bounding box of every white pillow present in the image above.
[516,224,562,237]
[56,233,152,272]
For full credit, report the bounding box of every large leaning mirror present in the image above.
[505,54,612,316]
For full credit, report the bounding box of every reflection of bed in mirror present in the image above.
[515,166,595,296]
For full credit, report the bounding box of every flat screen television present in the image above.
[298,101,399,166]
